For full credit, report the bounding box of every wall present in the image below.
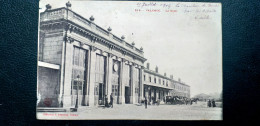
[37,67,60,107]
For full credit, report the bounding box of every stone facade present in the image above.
[37,7,146,109]
[37,6,190,110]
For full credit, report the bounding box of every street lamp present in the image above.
[75,75,80,109]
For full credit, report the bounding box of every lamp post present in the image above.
[75,75,80,109]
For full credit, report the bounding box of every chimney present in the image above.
[155,66,158,73]
[164,73,167,76]
[66,1,72,9]
[170,75,173,79]
[146,63,150,70]
[178,78,181,82]
[45,4,52,11]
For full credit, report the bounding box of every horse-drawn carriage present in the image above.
[166,96,184,105]
[165,96,198,105]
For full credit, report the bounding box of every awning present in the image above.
[38,61,60,70]
[143,83,174,90]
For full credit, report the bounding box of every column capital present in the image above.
[108,53,114,58]
[90,45,97,52]
[64,36,74,43]
[79,42,84,47]
[121,58,125,62]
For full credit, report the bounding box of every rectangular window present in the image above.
[144,75,146,81]
[95,54,106,83]
[71,47,87,95]
[134,67,140,94]
[149,76,151,82]
[154,78,156,83]
[123,64,130,87]
[112,85,118,96]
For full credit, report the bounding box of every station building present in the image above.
[37,3,146,110]
[37,2,190,111]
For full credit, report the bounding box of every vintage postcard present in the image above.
[37,0,222,120]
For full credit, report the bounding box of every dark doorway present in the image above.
[154,89,157,101]
[94,54,106,106]
[149,89,151,103]
[125,86,130,104]
[159,90,161,101]
[98,83,105,105]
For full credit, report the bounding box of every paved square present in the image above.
[37,101,222,120]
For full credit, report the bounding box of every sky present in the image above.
[39,0,222,97]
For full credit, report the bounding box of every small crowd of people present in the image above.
[207,99,216,107]
[140,97,158,109]
[142,96,163,109]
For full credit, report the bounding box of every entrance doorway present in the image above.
[149,89,151,103]
[154,90,157,101]
[71,47,88,107]
[159,90,161,101]
[125,86,130,104]
[94,54,106,106]
[98,83,105,105]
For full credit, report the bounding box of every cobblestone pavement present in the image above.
[37,101,222,120]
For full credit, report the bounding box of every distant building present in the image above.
[143,63,190,104]
[169,78,190,98]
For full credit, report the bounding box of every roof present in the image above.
[144,68,190,87]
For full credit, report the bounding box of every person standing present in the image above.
[207,99,211,107]
[105,95,109,108]
[151,96,154,105]
[144,97,148,109]
[110,93,113,108]
[212,99,216,107]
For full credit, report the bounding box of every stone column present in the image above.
[85,48,91,106]
[58,37,66,107]
[139,67,144,103]
[118,58,124,104]
[130,65,135,104]
[156,89,159,101]
[145,86,149,98]
[62,42,74,108]
[107,54,113,102]
[121,59,125,104]
[88,46,97,107]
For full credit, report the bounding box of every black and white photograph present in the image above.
[36,0,222,120]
